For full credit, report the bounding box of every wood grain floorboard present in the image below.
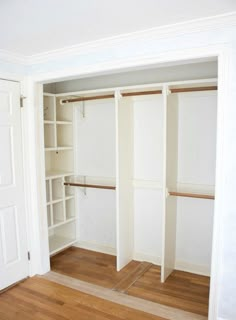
[127,266,209,316]
[50,247,210,317]
[50,247,140,289]
[113,262,152,292]
[44,271,207,320]
[0,277,167,320]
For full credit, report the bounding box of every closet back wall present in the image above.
[74,98,116,253]
[44,61,217,94]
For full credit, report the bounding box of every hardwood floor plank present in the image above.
[50,247,210,317]
[44,271,207,320]
[0,276,167,320]
[113,262,152,292]
[50,247,140,289]
[127,266,209,316]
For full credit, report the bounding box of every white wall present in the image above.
[45,61,217,93]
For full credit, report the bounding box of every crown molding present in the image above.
[0,50,29,65]
[28,11,236,64]
[1,11,236,67]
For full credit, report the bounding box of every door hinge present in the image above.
[20,95,26,108]
[27,251,31,261]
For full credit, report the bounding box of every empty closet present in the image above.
[42,71,217,282]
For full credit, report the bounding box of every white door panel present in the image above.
[0,80,28,290]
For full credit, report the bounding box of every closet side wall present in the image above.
[133,94,164,264]
[175,91,217,275]
[116,96,134,270]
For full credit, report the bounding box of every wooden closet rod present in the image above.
[169,191,215,200]
[64,182,116,190]
[122,90,163,97]
[61,86,217,103]
[62,94,115,104]
[170,86,217,93]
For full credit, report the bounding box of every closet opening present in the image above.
[41,58,218,317]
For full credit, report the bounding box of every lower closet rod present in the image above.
[64,182,116,190]
[169,191,215,200]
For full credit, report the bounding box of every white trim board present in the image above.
[53,78,217,98]
[74,241,116,256]
[175,261,210,277]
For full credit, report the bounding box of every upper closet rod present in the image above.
[61,86,217,104]
[169,191,215,200]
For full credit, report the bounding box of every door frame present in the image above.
[30,44,230,320]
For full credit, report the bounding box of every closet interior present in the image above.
[42,60,217,315]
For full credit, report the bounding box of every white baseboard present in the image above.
[175,260,210,276]
[73,241,116,256]
[133,252,161,265]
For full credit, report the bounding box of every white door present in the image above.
[0,79,29,290]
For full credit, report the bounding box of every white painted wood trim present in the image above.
[161,84,168,283]
[175,260,210,277]
[133,179,163,189]
[133,252,161,265]
[33,45,229,320]
[55,78,217,98]
[74,241,116,256]
[208,49,230,320]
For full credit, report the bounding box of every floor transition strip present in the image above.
[42,271,207,320]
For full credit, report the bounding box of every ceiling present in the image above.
[1,0,236,56]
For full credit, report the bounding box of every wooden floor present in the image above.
[51,247,210,317]
[0,277,167,320]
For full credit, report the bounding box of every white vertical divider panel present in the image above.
[161,86,178,282]
[116,90,134,271]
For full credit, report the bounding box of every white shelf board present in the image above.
[45,147,73,152]
[46,170,73,179]
[56,121,72,125]
[51,198,64,205]
[44,120,54,124]
[49,235,77,255]
[57,145,73,149]
[49,218,76,231]
[65,196,75,201]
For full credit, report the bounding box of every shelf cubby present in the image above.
[57,124,73,148]
[65,198,75,220]
[56,98,73,121]
[49,221,76,255]
[52,201,64,225]
[51,178,64,201]
[43,95,55,121]
[45,150,74,174]
[44,124,56,148]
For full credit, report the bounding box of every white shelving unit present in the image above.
[43,78,217,279]
[43,93,76,255]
